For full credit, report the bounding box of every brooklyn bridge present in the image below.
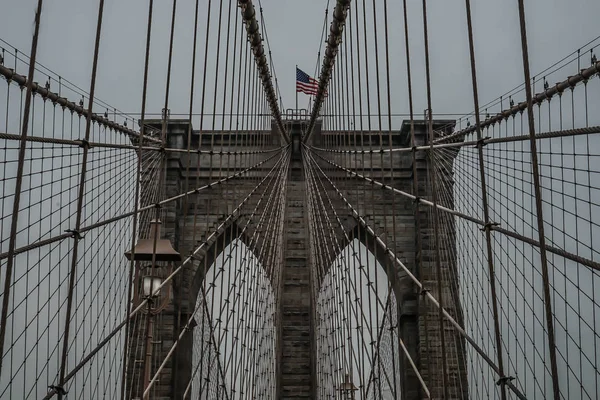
[0,0,599,399]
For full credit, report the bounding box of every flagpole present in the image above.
[295,65,298,117]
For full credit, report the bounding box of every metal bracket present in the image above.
[76,138,91,149]
[65,229,84,240]
[496,376,515,386]
[480,222,500,232]
[474,136,490,148]
[48,385,68,396]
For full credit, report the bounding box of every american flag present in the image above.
[296,67,319,95]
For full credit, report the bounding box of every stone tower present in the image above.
[125,118,467,399]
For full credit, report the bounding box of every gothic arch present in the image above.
[172,217,275,398]
[316,220,422,399]
[187,219,268,306]
[318,221,417,314]
[189,237,277,399]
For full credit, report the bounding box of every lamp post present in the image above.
[142,275,162,400]
[337,373,358,400]
[125,220,181,400]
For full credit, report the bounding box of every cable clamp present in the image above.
[480,222,499,232]
[154,203,162,209]
[474,137,490,148]
[76,138,91,149]
[413,196,421,204]
[420,288,430,296]
[496,376,515,386]
[65,229,84,240]
[49,385,68,396]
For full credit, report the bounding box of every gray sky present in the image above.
[2,0,600,125]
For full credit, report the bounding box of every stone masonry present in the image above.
[312,120,467,399]
[126,118,467,399]
[279,153,313,398]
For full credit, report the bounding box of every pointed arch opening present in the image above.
[188,238,277,399]
[315,238,405,399]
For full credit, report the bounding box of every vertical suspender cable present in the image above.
[238,0,289,143]
[56,1,106,398]
[304,0,351,143]
[0,0,44,377]
[421,0,449,397]
[516,1,561,399]
[463,1,508,399]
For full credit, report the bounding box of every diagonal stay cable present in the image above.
[305,146,528,400]
[0,149,285,261]
[191,149,289,397]
[310,124,600,154]
[142,149,288,398]
[41,148,288,400]
[309,148,600,272]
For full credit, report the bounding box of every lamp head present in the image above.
[142,275,163,298]
[124,220,181,262]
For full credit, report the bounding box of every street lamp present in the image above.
[337,374,358,400]
[125,220,181,263]
[124,220,181,400]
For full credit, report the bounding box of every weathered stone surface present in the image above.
[279,157,314,398]
[126,118,467,400]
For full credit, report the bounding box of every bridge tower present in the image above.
[310,119,467,399]
[123,115,466,399]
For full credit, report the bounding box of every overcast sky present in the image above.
[1,0,600,126]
